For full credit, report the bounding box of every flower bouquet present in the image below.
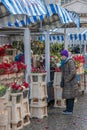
[73,55,85,67]
[10,81,29,93]
[31,67,46,73]
[73,55,85,74]
[0,61,27,75]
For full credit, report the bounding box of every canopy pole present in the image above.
[64,28,68,50]
[44,31,50,83]
[24,28,31,83]
[84,41,86,53]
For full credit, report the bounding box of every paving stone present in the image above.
[23,93,87,130]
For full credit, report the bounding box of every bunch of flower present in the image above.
[0,61,27,75]
[11,81,29,92]
[73,55,85,68]
[0,46,5,56]
[31,67,46,73]
[0,44,12,56]
[50,55,58,68]
[3,44,12,49]
[14,62,27,72]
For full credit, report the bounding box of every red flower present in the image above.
[22,81,29,88]
[55,67,61,72]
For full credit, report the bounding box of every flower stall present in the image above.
[0,43,31,130]
[73,54,85,93]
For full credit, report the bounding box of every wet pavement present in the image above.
[23,93,87,130]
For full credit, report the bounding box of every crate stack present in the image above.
[9,93,24,130]
[53,72,66,108]
[22,89,30,126]
[0,97,8,130]
[7,88,30,130]
[0,71,24,86]
[30,73,48,119]
[78,73,87,94]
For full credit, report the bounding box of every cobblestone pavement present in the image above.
[23,93,87,130]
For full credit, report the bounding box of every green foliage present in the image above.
[31,40,45,55]
[0,85,7,97]
[50,43,64,58]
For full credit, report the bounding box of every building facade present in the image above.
[44,0,72,5]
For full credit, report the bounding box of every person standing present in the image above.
[60,50,79,115]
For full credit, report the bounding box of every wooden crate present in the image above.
[54,86,62,99]
[77,74,85,93]
[30,83,47,99]
[76,63,84,75]
[53,86,66,108]
[8,73,17,79]
[31,98,47,106]
[10,93,23,123]
[16,72,24,82]
[53,72,62,87]
[5,48,17,57]
[11,120,23,130]
[30,104,48,119]
[22,98,30,126]
[30,73,47,83]
[3,56,14,63]
[0,111,8,130]
[54,98,66,108]
[0,74,9,81]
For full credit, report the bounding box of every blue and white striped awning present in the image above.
[42,3,80,29]
[0,2,80,28]
[0,0,46,27]
[50,35,64,42]
[37,34,64,42]
[46,4,73,24]
[69,33,87,41]
[1,0,46,16]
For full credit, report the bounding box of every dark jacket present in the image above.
[61,58,79,99]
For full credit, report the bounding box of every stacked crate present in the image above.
[10,93,24,130]
[53,72,66,108]
[22,88,30,126]
[0,72,24,86]
[0,97,8,130]
[6,88,30,130]
[78,73,87,94]
[30,73,48,119]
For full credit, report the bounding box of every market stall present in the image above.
[0,1,80,127]
[0,0,47,129]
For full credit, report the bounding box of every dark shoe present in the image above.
[62,111,73,115]
[63,110,67,112]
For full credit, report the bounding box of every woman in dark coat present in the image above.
[60,50,79,115]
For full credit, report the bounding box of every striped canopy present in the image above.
[41,4,80,30]
[38,34,64,42]
[1,0,46,16]
[69,33,87,41]
[0,0,46,27]
[0,2,80,28]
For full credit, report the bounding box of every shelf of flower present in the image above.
[30,67,48,119]
[0,44,31,130]
[0,61,26,86]
[73,55,85,92]
[0,44,18,64]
